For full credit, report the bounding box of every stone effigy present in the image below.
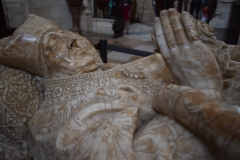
[0,8,240,160]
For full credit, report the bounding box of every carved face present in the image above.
[42,30,98,77]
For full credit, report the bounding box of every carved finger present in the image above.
[189,12,198,26]
[154,17,171,59]
[181,11,200,42]
[160,10,178,48]
[168,8,188,45]
[150,29,160,53]
[150,29,157,46]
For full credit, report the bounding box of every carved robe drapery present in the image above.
[29,54,214,160]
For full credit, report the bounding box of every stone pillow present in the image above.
[0,36,43,159]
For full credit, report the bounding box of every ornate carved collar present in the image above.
[40,54,173,106]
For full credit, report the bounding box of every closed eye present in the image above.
[47,38,58,50]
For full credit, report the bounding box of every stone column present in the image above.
[81,0,93,34]
[66,0,83,34]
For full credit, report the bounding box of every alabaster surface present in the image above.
[30,54,217,160]
[150,9,240,160]
[0,14,102,79]
[0,37,43,159]
[0,9,240,160]
[151,9,223,100]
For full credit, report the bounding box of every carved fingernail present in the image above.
[160,11,167,16]
[168,9,177,15]
[182,12,187,16]
[169,8,175,13]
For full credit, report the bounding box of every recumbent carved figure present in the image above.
[0,8,240,160]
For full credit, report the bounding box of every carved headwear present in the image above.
[0,14,60,78]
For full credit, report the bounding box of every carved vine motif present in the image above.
[0,64,43,159]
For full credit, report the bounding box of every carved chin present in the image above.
[65,63,98,75]
[51,63,98,77]
[81,63,98,73]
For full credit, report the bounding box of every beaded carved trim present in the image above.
[41,65,158,106]
[122,66,145,79]
[41,54,174,106]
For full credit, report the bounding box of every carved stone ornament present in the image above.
[0,36,43,159]
[0,10,240,160]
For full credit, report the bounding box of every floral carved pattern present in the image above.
[0,64,43,159]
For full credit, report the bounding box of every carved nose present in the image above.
[66,38,78,49]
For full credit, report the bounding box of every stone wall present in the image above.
[2,0,73,30]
